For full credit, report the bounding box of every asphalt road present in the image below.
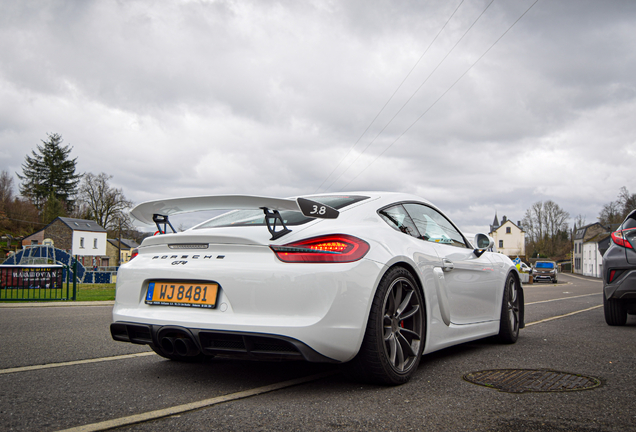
[1,273,634,431]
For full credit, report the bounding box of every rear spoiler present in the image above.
[130,195,339,240]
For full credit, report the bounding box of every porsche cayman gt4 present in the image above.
[111,192,524,385]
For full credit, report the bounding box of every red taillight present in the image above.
[608,269,624,284]
[611,229,635,249]
[270,234,370,263]
[130,248,139,260]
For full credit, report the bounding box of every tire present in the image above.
[344,267,425,385]
[497,273,520,344]
[603,292,627,326]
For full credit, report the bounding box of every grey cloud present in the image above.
[2,0,636,233]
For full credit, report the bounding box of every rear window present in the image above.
[193,195,369,229]
[535,262,555,269]
[622,210,636,229]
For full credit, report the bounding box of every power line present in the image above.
[338,0,540,191]
[325,0,495,191]
[314,0,466,193]
[0,215,46,226]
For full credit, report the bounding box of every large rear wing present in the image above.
[130,195,339,240]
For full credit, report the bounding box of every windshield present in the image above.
[193,195,369,229]
[535,262,555,269]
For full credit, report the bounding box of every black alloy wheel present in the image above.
[497,273,520,343]
[345,267,425,385]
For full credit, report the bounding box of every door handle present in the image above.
[442,259,454,272]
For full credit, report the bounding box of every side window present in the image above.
[403,203,468,248]
[378,205,420,238]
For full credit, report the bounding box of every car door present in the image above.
[402,203,500,325]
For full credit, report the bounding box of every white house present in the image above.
[581,234,611,278]
[582,240,602,277]
[573,223,607,275]
[489,214,526,258]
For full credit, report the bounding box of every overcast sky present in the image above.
[1,0,634,233]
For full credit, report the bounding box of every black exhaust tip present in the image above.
[161,337,176,355]
[174,337,200,356]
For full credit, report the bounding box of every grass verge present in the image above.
[0,283,116,302]
[76,283,116,301]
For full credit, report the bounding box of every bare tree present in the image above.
[0,170,13,209]
[573,214,586,230]
[76,172,133,230]
[598,200,623,227]
[4,197,40,236]
[1,171,41,236]
[618,186,636,217]
[599,186,636,227]
[523,200,570,258]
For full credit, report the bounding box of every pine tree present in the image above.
[42,191,67,224]
[17,133,81,212]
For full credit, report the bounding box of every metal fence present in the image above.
[0,264,75,301]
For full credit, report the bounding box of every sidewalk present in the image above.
[562,272,603,282]
[0,300,114,308]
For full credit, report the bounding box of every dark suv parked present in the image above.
[602,209,636,325]
[533,261,558,283]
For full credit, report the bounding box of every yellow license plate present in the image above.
[145,281,219,308]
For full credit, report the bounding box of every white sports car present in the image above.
[111,192,524,385]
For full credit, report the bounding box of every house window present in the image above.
[499,240,504,248]
[31,240,39,245]
[80,238,85,248]
[506,227,511,234]
[93,238,98,249]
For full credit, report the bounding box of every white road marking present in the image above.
[526,292,601,305]
[0,352,155,375]
[2,289,606,431]
[52,302,606,432]
[57,371,338,432]
[525,305,603,326]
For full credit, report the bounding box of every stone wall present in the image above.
[44,220,73,251]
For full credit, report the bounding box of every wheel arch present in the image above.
[379,261,430,341]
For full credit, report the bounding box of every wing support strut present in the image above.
[261,207,291,241]
[153,214,177,235]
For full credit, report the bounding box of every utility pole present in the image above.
[117,217,122,268]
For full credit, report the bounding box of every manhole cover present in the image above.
[463,369,601,393]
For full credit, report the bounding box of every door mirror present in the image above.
[473,233,494,257]
[474,233,494,249]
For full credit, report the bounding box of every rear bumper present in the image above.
[604,269,636,301]
[111,322,337,363]
[112,254,385,362]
